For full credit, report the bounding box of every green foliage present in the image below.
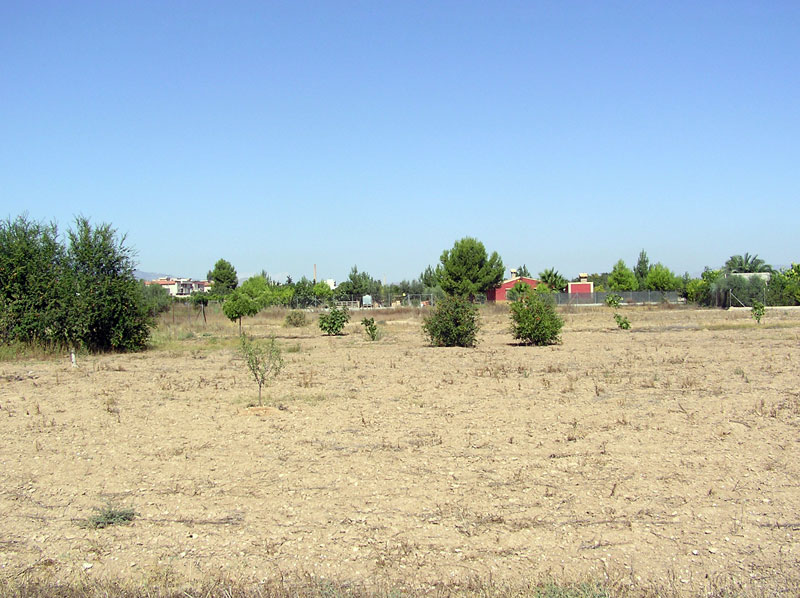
[751,301,765,324]
[318,305,350,335]
[686,268,723,305]
[725,252,771,273]
[284,310,307,327]
[713,274,767,307]
[66,217,151,352]
[222,289,258,334]
[634,249,650,287]
[81,505,136,529]
[438,237,504,299]
[422,295,480,347]
[613,313,631,330]
[0,215,152,352]
[335,266,382,300]
[608,260,638,291]
[239,334,284,405]
[420,264,442,288]
[538,267,568,292]
[0,215,66,344]
[604,293,622,309]
[766,266,800,306]
[516,264,532,278]
[506,281,531,302]
[644,263,680,291]
[509,288,564,346]
[141,281,172,317]
[361,317,381,341]
[207,258,238,297]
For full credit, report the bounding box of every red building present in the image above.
[486,277,541,302]
[567,273,594,295]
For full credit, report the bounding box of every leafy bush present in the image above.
[239,335,284,406]
[604,293,622,309]
[142,281,172,317]
[318,305,349,335]
[509,288,563,346]
[284,310,307,327]
[613,313,631,330]
[751,301,765,324]
[506,281,531,302]
[81,505,136,529]
[361,317,381,341]
[422,295,480,347]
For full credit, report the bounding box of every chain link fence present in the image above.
[553,290,682,306]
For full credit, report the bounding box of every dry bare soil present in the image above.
[1,305,799,596]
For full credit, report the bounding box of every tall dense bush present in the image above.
[0,216,66,344]
[0,215,152,352]
[422,295,480,347]
[508,287,563,345]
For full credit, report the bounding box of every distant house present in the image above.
[486,276,541,302]
[145,277,210,297]
[567,273,594,295]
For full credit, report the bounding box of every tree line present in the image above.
[3,214,798,354]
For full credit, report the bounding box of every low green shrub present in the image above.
[509,288,563,345]
[613,313,631,330]
[81,505,136,529]
[361,317,381,341]
[422,295,480,347]
[318,305,350,336]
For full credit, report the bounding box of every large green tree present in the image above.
[608,260,638,291]
[634,250,650,288]
[207,258,238,296]
[438,237,504,299]
[538,267,568,292]
[724,253,772,273]
[644,263,680,291]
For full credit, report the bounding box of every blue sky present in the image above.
[2,1,798,283]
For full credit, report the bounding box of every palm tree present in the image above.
[724,253,772,273]
[538,267,568,292]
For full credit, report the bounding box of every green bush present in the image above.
[604,293,622,309]
[318,305,349,335]
[422,295,480,347]
[751,301,765,324]
[509,288,563,346]
[613,313,631,330]
[361,317,381,341]
[0,215,152,352]
[284,310,307,327]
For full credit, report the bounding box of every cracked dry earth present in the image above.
[1,306,799,595]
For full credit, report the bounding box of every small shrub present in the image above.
[318,305,350,336]
[284,310,307,327]
[605,293,622,309]
[361,317,381,341]
[509,288,563,345]
[752,301,765,324]
[422,295,480,347]
[613,313,631,330]
[81,505,136,529]
[240,335,284,405]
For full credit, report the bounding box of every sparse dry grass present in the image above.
[1,305,799,597]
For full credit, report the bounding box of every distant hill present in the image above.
[134,270,169,281]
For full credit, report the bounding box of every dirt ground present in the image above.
[1,305,799,595]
